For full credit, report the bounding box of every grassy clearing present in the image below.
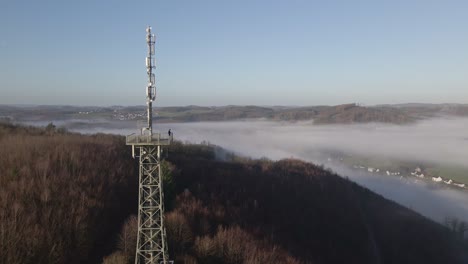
[340,153,468,184]
[426,166,468,185]
[341,155,419,173]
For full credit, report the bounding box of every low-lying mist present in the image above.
[162,118,468,168]
[46,117,468,224]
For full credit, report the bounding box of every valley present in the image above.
[7,115,468,225]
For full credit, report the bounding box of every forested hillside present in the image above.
[0,124,138,264]
[4,103,468,125]
[160,143,468,264]
[0,103,415,124]
[0,123,466,264]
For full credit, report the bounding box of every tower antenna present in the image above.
[145,26,156,135]
[126,26,173,264]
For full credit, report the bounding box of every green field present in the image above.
[339,153,468,185]
[426,166,468,185]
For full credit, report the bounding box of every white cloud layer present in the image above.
[40,117,468,224]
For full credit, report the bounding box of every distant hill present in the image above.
[153,104,416,124]
[1,103,468,126]
[311,103,413,124]
[380,103,468,118]
[1,124,466,263]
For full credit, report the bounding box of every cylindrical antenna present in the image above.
[145,26,156,135]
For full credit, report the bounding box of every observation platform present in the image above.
[126,133,173,146]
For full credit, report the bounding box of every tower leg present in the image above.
[135,146,169,264]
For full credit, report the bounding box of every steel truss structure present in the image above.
[126,26,173,264]
[136,144,168,263]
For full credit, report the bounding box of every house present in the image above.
[432,176,442,182]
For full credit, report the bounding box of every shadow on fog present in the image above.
[44,117,468,224]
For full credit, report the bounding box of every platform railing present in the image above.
[126,133,173,145]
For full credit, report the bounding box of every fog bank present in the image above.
[160,118,468,168]
[40,118,468,223]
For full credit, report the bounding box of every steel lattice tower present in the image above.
[126,26,172,264]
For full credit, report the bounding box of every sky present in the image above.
[1,0,468,106]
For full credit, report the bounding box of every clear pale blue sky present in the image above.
[1,0,468,106]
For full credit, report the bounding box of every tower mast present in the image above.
[145,26,156,135]
[126,26,173,264]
